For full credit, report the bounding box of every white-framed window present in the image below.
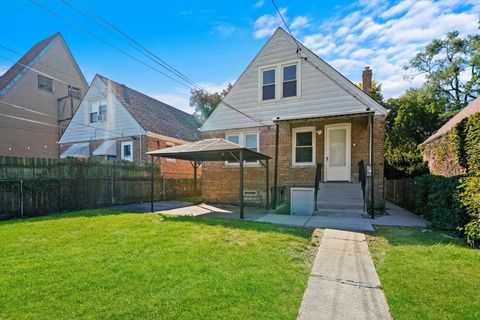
[258,60,300,102]
[262,69,276,101]
[38,75,53,92]
[292,127,315,165]
[225,132,259,165]
[165,141,176,162]
[121,141,133,162]
[282,64,297,98]
[89,100,107,123]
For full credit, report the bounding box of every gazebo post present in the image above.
[193,160,197,205]
[239,150,244,219]
[150,155,155,213]
[265,159,269,210]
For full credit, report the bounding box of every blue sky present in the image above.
[1,0,479,113]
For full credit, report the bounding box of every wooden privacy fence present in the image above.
[0,156,200,219]
[384,178,415,211]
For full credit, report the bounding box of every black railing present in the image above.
[314,162,322,211]
[358,160,366,212]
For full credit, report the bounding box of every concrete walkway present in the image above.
[297,229,391,320]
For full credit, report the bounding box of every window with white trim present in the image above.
[89,100,107,123]
[121,141,133,162]
[225,132,259,165]
[292,127,315,165]
[282,64,297,98]
[262,69,275,100]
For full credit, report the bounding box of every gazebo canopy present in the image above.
[146,138,271,219]
[146,138,271,161]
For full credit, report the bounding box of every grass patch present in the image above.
[0,210,319,319]
[367,227,480,320]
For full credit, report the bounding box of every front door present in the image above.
[325,124,351,181]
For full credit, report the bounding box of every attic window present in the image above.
[283,65,297,98]
[262,69,275,100]
[89,100,107,123]
[38,75,53,92]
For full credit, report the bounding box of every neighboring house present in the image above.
[0,32,88,158]
[59,74,200,179]
[422,97,480,177]
[200,28,388,209]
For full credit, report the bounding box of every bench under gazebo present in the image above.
[146,138,272,219]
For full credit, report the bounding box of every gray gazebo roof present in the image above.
[146,138,271,162]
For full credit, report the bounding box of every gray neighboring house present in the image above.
[59,75,200,178]
[0,32,88,158]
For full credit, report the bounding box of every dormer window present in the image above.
[262,69,275,100]
[283,65,297,98]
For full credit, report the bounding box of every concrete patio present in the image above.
[110,199,427,231]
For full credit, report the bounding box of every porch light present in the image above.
[316,130,323,135]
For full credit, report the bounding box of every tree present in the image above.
[406,31,480,111]
[384,88,445,176]
[190,83,233,123]
[357,79,384,104]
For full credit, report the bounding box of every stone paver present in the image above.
[297,229,391,320]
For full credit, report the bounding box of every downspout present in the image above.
[369,113,375,219]
[273,121,280,209]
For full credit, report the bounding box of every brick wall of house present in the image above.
[145,136,199,179]
[201,114,385,208]
[60,135,200,179]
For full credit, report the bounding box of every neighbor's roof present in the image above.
[97,75,200,141]
[0,33,59,94]
[422,97,480,145]
[146,138,271,161]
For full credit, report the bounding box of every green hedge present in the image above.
[413,175,480,247]
[458,177,480,247]
[414,175,467,231]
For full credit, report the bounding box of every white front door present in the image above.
[325,124,351,181]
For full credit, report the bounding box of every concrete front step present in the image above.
[317,202,365,210]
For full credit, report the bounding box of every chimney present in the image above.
[362,66,372,97]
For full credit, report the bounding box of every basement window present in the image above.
[38,75,53,92]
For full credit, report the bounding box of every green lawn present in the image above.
[367,227,480,320]
[0,210,320,320]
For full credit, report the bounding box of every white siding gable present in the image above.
[201,28,387,132]
[59,75,145,143]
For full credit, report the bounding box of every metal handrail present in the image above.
[358,160,366,212]
[314,162,322,211]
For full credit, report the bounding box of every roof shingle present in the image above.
[97,75,200,141]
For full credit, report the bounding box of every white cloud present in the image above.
[254,0,264,8]
[197,80,233,93]
[255,0,480,97]
[213,23,237,37]
[253,8,286,39]
[152,93,193,114]
[290,16,309,30]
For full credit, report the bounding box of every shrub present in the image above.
[463,113,480,174]
[458,177,480,247]
[414,175,467,231]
